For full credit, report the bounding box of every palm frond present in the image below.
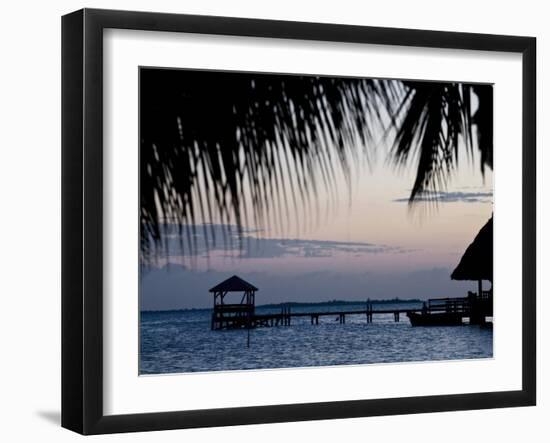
[140,69,387,261]
[386,81,492,204]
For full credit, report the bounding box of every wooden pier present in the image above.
[208,275,492,331]
[212,303,404,329]
[211,296,491,330]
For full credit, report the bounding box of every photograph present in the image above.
[138,68,494,375]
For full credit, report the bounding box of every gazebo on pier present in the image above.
[451,215,493,324]
[209,275,258,330]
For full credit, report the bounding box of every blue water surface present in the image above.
[140,302,493,374]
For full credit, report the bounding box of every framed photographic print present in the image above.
[61,8,536,435]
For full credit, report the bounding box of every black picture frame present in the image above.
[62,8,536,435]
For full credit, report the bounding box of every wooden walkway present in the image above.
[252,307,414,327]
[212,297,484,329]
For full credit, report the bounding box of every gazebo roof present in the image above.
[209,275,258,293]
[451,216,493,282]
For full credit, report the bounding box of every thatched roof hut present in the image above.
[209,275,258,308]
[209,276,258,330]
[451,216,493,286]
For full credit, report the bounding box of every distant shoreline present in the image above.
[141,298,423,313]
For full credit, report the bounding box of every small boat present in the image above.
[406,311,464,326]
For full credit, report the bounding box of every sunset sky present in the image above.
[140,127,493,310]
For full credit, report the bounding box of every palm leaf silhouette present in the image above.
[140,68,492,259]
[387,81,492,204]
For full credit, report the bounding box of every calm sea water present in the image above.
[140,302,493,374]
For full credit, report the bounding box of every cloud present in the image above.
[393,190,493,204]
[235,237,402,259]
[145,223,406,262]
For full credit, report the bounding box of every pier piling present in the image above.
[366,301,373,323]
